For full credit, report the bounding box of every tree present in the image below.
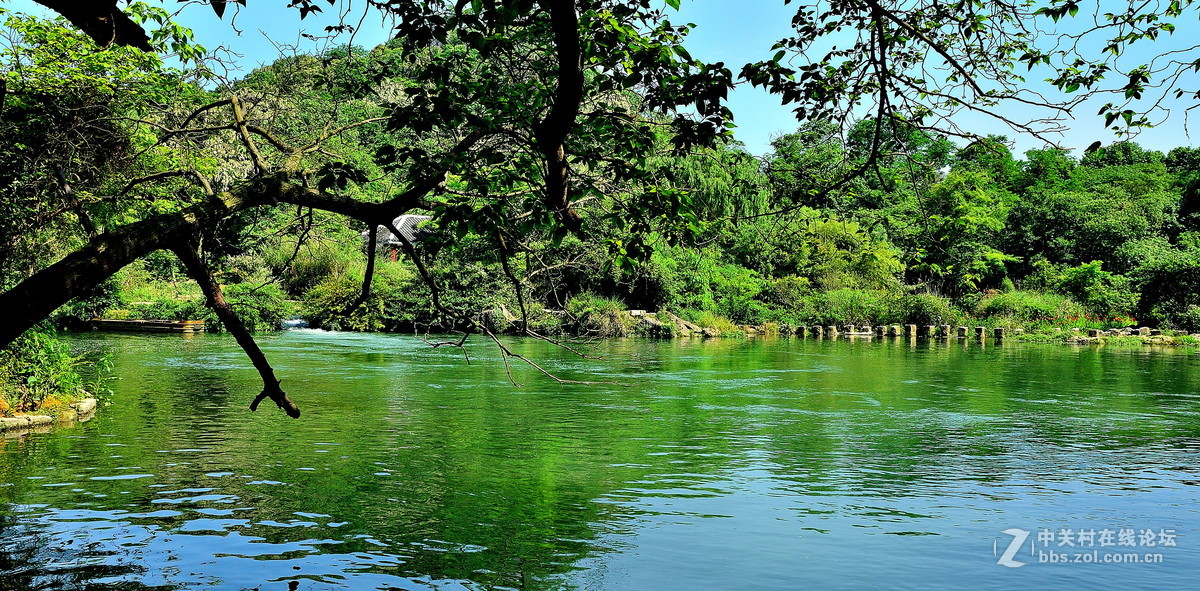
[906,171,1014,294]
[0,1,735,417]
[7,0,1200,416]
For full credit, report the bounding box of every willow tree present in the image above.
[4,0,1199,416]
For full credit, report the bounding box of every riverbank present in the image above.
[612,310,1200,348]
[0,398,98,434]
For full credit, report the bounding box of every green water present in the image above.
[1,331,1199,590]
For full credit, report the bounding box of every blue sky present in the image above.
[3,0,1197,157]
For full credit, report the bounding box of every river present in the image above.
[1,330,1198,590]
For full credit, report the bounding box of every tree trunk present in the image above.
[0,190,254,348]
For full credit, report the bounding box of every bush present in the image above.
[797,288,902,325]
[50,277,122,329]
[1168,305,1200,333]
[123,298,212,323]
[1130,235,1200,330]
[1053,261,1138,317]
[566,292,634,337]
[0,331,94,416]
[267,240,359,296]
[302,261,417,332]
[975,290,1086,324]
[647,246,770,323]
[678,309,740,334]
[898,292,963,326]
[115,285,291,333]
[223,283,293,331]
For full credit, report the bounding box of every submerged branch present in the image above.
[173,241,301,418]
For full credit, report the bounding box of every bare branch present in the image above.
[173,241,300,418]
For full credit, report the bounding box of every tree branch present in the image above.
[342,224,378,315]
[173,241,300,418]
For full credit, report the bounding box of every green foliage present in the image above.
[566,293,634,337]
[908,171,1015,293]
[765,121,846,209]
[676,309,740,334]
[1014,148,1076,193]
[223,283,292,332]
[1080,142,1164,168]
[0,330,92,415]
[798,289,902,326]
[1166,147,1200,174]
[898,293,964,326]
[646,246,770,324]
[975,291,1087,325]
[121,299,211,323]
[954,136,1020,189]
[301,260,417,332]
[10,2,1200,347]
[266,240,360,297]
[801,218,904,290]
[1052,261,1138,317]
[1129,233,1200,331]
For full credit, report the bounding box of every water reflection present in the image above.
[1,332,1199,590]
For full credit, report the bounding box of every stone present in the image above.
[0,414,54,432]
[957,326,968,338]
[993,327,1005,339]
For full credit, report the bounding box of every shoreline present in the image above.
[0,398,99,435]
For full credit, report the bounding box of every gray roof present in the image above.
[363,215,436,246]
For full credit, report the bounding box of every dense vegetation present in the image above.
[7,0,1200,414]
[59,51,1200,340]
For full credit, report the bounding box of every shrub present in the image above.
[975,290,1086,324]
[566,292,634,337]
[1053,261,1138,317]
[124,298,212,323]
[267,240,359,296]
[302,261,417,332]
[0,331,95,415]
[110,282,288,332]
[678,309,740,334]
[899,292,963,325]
[223,283,293,331]
[1168,305,1200,333]
[1130,235,1200,330]
[647,246,770,323]
[796,288,902,325]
